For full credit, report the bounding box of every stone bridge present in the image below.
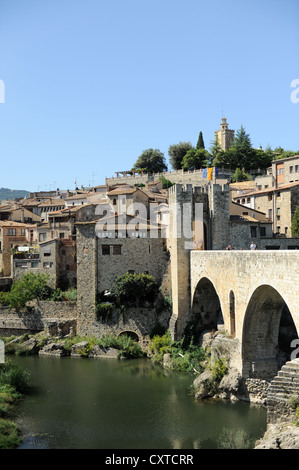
[172,250,299,380]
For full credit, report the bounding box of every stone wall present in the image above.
[76,221,171,338]
[0,300,77,337]
[106,168,233,188]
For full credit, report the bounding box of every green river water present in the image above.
[12,355,267,450]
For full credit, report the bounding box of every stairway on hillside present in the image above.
[267,359,299,424]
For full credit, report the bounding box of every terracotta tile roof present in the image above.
[0,220,27,227]
[38,198,66,207]
[107,187,137,196]
[230,215,271,223]
[65,192,89,200]
[243,181,299,197]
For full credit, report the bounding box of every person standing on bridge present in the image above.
[250,241,257,250]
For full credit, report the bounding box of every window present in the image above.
[102,245,110,255]
[260,227,266,237]
[250,226,257,238]
[15,261,27,269]
[290,166,293,173]
[19,229,25,236]
[31,261,39,268]
[43,262,53,268]
[39,233,47,242]
[268,193,272,201]
[128,270,135,274]
[43,247,51,257]
[268,209,272,220]
[6,228,16,236]
[113,245,122,255]
[296,165,299,173]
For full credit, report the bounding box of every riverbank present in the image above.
[2,330,299,449]
[0,360,29,448]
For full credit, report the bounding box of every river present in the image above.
[12,355,267,449]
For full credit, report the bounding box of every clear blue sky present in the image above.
[0,0,298,192]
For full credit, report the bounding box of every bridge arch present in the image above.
[242,284,298,379]
[191,277,224,335]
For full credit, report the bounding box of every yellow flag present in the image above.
[208,168,213,180]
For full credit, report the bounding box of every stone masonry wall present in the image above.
[0,300,77,337]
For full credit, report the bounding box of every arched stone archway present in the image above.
[242,285,298,379]
[191,277,224,337]
[118,331,140,342]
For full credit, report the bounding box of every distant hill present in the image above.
[0,187,30,204]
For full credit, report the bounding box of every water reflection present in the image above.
[13,356,267,449]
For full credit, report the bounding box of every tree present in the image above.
[181,148,210,171]
[209,136,223,167]
[110,272,159,307]
[291,204,299,237]
[196,131,205,149]
[5,273,51,309]
[168,142,193,170]
[213,126,259,170]
[231,168,253,182]
[132,149,167,173]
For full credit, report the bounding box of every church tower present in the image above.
[215,117,235,151]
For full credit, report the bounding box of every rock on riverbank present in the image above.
[4,333,119,359]
[255,423,299,449]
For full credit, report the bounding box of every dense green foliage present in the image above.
[168,142,193,170]
[0,273,77,309]
[149,331,206,373]
[132,148,167,173]
[181,148,210,171]
[0,360,30,449]
[159,175,174,189]
[231,168,253,182]
[196,131,205,149]
[217,427,254,449]
[109,272,159,307]
[213,126,273,171]
[4,273,51,309]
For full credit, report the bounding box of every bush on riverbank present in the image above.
[0,360,30,449]
[149,331,206,373]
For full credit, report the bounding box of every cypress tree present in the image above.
[196,131,205,149]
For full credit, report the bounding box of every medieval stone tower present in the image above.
[215,117,235,151]
[168,183,231,340]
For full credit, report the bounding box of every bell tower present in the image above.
[215,117,235,151]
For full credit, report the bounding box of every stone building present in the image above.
[237,182,299,237]
[0,221,28,276]
[75,214,170,338]
[214,117,235,151]
[107,187,150,217]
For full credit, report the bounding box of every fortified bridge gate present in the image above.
[172,250,299,380]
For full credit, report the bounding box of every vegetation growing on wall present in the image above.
[0,273,77,310]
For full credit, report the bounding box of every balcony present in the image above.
[13,253,40,260]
